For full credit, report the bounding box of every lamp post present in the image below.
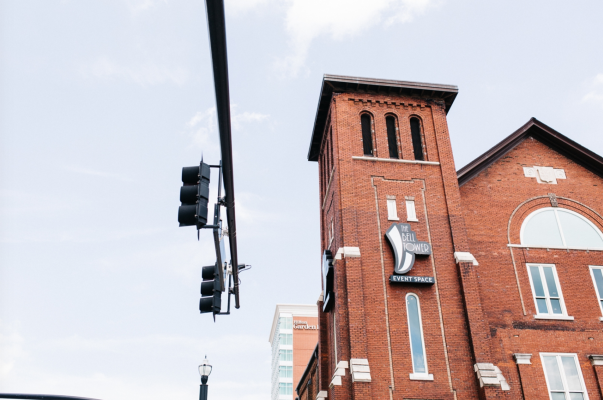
[198,356,212,400]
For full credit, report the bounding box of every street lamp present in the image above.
[198,356,212,400]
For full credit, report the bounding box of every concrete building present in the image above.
[300,74,603,400]
[269,304,318,400]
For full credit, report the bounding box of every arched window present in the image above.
[360,114,373,156]
[410,117,424,161]
[521,207,603,249]
[386,115,399,159]
[406,294,431,379]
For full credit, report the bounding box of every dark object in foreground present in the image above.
[0,394,101,400]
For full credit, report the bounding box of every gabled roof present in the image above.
[308,74,459,161]
[457,118,603,186]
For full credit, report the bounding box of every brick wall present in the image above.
[316,91,481,400]
[293,315,319,392]
[460,138,603,400]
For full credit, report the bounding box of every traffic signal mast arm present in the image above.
[204,0,240,309]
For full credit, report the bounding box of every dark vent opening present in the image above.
[386,116,399,159]
[361,114,373,156]
[410,117,424,161]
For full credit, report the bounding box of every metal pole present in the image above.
[204,0,240,308]
[199,384,208,400]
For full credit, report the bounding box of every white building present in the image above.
[269,304,318,400]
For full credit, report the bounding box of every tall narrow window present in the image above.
[361,114,373,156]
[541,354,589,400]
[386,115,399,159]
[387,197,399,221]
[410,117,424,161]
[406,294,433,380]
[590,266,603,317]
[406,199,418,222]
[527,264,570,319]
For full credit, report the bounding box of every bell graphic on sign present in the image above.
[385,223,431,274]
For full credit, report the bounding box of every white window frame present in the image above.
[520,207,603,250]
[526,264,573,320]
[387,198,399,221]
[406,200,418,222]
[540,353,589,400]
[406,293,433,380]
[589,266,603,321]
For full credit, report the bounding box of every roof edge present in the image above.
[457,118,603,186]
[307,74,459,162]
[268,304,318,344]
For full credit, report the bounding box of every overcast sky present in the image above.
[1,1,602,399]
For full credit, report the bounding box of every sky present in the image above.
[0,1,602,399]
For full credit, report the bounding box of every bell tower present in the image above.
[308,75,497,400]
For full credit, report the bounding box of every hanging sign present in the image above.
[385,223,434,284]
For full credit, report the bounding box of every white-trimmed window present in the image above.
[527,264,571,319]
[279,382,293,395]
[521,207,603,250]
[279,366,292,378]
[279,350,292,361]
[406,293,433,380]
[541,353,589,400]
[387,198,399,221]
[406,200,418,222]
[589,266,603,318]
[279,317,292,329]
[279,333,292,345]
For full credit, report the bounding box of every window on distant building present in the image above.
[590,266,603,317]
[410,117,424,161]
[406,294,433,380]
[361,114,374,156]
[387,198,399,221]
[541,353,588,400]
[279,382,293,395]
[279,333,292,345]
[279,317,292,330]
[279,366,293,378]
[521,208,603,249]
[527,264,570,319]
[279,350,292,361]
[386,115,399,159]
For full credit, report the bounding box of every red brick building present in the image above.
[302,75,603,400]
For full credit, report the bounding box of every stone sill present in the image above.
[409,373,434,381]
[534,315,574,321]
[352,156,440,166]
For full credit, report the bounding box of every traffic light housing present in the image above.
[200,264,222,314]
[178,162,210,228]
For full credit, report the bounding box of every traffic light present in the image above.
[200,264,222,314]
[178,162,210,228]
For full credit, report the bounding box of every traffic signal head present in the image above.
[200,264,222,314]
[178,162,211,228]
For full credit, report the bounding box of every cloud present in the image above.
[0,321,25,378]
[582,73,603,109]
[0,331,270,400]
[274,0,437,76]
[63,166,134,182]
[81,57,190,87]
[225,0,271,13]
[186,106,269,152]
[124,0,169,14]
